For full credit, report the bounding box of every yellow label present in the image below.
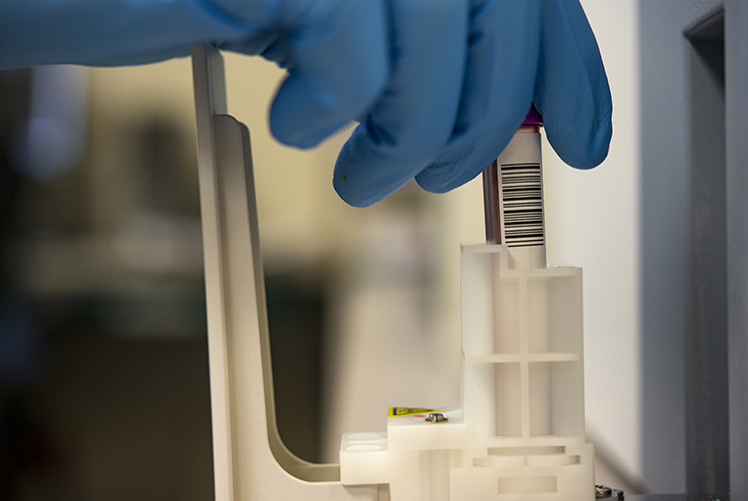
[388,407,441,417]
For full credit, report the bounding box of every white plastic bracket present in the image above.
[191,44,384,501]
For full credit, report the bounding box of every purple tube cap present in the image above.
[523,105,543,125]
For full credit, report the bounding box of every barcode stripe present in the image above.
[500,160,544,248]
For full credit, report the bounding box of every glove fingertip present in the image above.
[413,168,453,194]
[414,158,489,194]
[269,112,324,150]
[332,136,379,208]
[541,92,612,170]
[584,118,612,169]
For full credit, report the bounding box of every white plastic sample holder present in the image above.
[340,245,595,501]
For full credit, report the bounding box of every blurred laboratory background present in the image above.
[0,1,733,499]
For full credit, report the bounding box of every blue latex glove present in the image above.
[0,0,611,208]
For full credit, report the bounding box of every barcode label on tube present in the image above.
[500,162,544,247]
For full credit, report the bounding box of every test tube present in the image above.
[482,106,546,269]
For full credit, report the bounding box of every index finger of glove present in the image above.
[267,0,389,149]
[332,0,469,207]
[414,0,541,194]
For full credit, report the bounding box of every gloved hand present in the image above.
[0,0,611,208]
